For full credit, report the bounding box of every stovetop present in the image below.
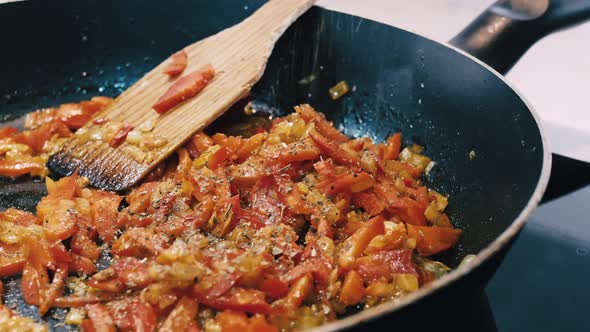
[487,155,590,332]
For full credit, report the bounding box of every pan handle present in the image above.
[449,0,590,74]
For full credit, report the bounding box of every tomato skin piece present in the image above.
[277,138,321,165]
[109,123,134,147]
[126,181,160,214]
[406,224,462,256]
[0,208,37,226]
[153,64,215,114]
[354,249,417,283]
[85,303,116,332]
[164,50,188,77]
[159,296,199,332]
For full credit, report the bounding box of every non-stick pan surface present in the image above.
[0,0,553,330]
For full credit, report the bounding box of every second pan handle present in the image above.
[449,0,590,74]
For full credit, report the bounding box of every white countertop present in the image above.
[319,0,590,163]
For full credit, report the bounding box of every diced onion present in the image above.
[329,81,350,100]
[396,274,419,292]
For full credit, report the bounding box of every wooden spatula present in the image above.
[48,0,316,191]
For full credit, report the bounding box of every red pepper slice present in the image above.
[153,64,215,114]
[163,50,188,77]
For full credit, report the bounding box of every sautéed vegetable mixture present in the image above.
[0,98,461,331]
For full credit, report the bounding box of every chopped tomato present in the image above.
[392,196,428,226]
[295,104,348,143]
[39,263,68,315]
[281,257,332,286]
[380,133,402,160]
[69,254,97,274]
[259,275,289,300]
[131,299,158,332]
[339,270,365,306]
[406,224,462,256]
[71,233,101,261]
[92,195,122,244]
[186,132,214,158]
[318,171,374,195]
[0,208,37,226]
[338,215,385,270]
[308,129,361,167]
[0,160,45,177]
[0,126,18,139]
[14,120,71,153]
[284,274,313,307]
[112,228,169,258]
[217,311,277,332]
[153,63,215,114]
[164,50,188,77]
[53,295,116,308]
[352,191,384,216]
[159,296,199,332]
[85,303,116,332]
[200,288,271,314]
[277,138,321,165]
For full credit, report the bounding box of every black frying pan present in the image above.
[0,0,588,330]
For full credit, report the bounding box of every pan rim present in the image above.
[309,7,552,332]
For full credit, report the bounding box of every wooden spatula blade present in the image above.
[47,0,316,191]
[48,138,148,191]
